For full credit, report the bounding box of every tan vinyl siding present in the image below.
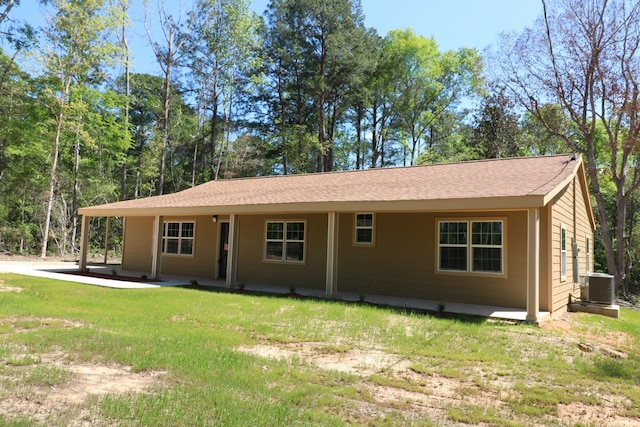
[574,176,594,274]
[539,206,552,312]
[549,176,594,316]
[122,216,154,272]
[336,211,529,309]
[551,185,574,314]
[235,214,327,289]
[122,215,221,278]
[160,215,219,278]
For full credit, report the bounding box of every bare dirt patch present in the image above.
[558,401,640,427]
[238,342,507,423]
[541,312,635,353]
[48,364,163,404]
[238,338,640,426]
[238,342,412,376]
[0,351,165,426]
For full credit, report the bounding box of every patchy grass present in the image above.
[0,273,639,426]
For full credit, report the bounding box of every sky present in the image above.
[7,0,543,75]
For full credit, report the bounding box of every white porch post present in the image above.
[527,208,540,322]
[79,215,90,271]
[326,212,337,297]
[151,215,164,280]
[226,214,237,287]
[103,216,111,264]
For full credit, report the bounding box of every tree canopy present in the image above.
[3,0,640,299]
[489,0,640,296]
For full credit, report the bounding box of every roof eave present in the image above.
[78,195,548,217]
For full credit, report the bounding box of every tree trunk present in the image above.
[158,62,171,195]
[0,138,6,180]
[585,146,623,291]
[317,99,326,172]
[371,102,379,168]
[318,27,329,173]
[71,129,80,254]
[355,105,363,169]
[191,136,198,187]
[41,79,70,258]
[210,66,220,181]
[134,169,140,199]
[121,2,131,201]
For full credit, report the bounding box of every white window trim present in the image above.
[585,235,591,273]
[264,220,307,264]
[354,213,375,246]
[560,224,567,280]
[436,219,506,277]
[162,220,196,257]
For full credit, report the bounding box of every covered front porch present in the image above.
[0,260,549,323]
[78,208,546,323]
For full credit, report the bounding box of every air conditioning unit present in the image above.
[580,273,615,304]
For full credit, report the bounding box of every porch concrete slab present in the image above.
[201,281,548,322]
[0,261,161,289]
[0,261,547,322]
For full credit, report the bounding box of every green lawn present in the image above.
[0,273,639,426]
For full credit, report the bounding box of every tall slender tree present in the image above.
[262,0,374,172]
[38,0,123,258]
[184,0,259,182]
[145,0,191,195]
[116,0,133,201]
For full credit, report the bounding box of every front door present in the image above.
[218,222,230,278]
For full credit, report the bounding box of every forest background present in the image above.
[0,0,639,299]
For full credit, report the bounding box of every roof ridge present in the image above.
[187,154,576,187]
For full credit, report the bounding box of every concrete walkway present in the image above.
[0,260,548,322]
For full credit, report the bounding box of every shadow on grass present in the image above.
[579,357,640,381]
[176,283,489,325]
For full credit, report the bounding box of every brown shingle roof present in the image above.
[79,154,585,216]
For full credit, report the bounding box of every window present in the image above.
[162,221,195,256]
[265,221,305,263]
[439,221,468,271]
[561,225,567,279]
[585,235,591,273]
[471,221,503,273]
[354,213,375,245]
[438,220,504,274]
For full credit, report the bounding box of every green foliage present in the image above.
[470,85,523,159]
[0,0,635,289]
[520,104,570,156]
[259,0,375,172]
[384,28,483,165]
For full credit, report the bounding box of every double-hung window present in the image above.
[354,213,375,245]
[561,225,567,279]
[265,221,305,263]
[438,221,468,271]
[162,221,195,256]
[471,221,503,273]
[438,220,504,274]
